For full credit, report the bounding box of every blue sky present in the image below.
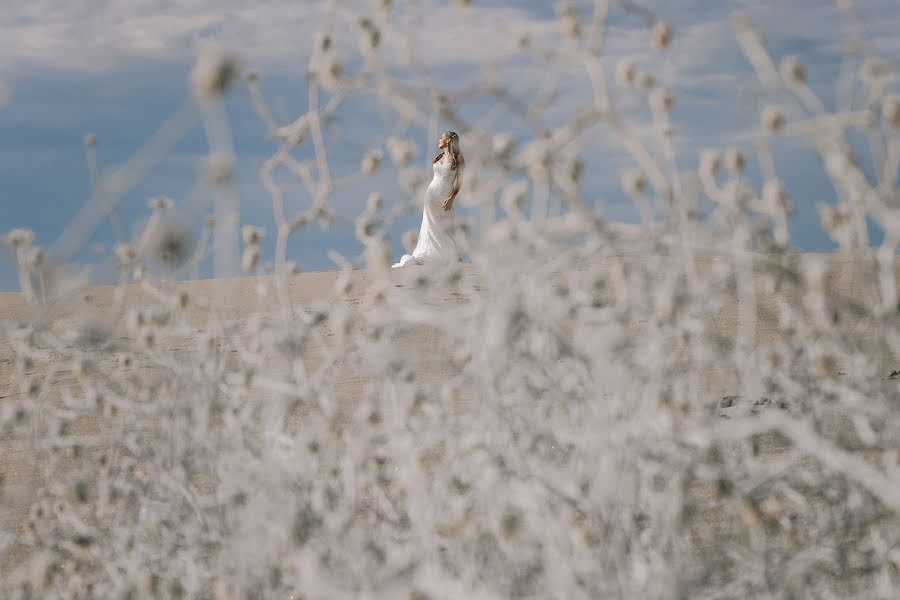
[0,0,898,290]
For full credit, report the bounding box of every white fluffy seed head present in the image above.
[361,149,382,174]
[317,205,335,225]
[560,15,580,38]
[699,149,721,180]
[651,21,672,50]
[4,228,35,248]
[357,18,381,51]
[819,203,849,233]
[318,55,344,91]
[566,156,583,183]
[500,181,529,215]
[883,95,900,129]
[492,133,516,158]
[762,179,788,211]
[190,44,240,100]
[386,138,416,167]
[649,88,675,114]
[83,133,98,148]
[366,193,384,212]
[779,55,805,85]
[315,32,332,53]
[356,217,375,242]
[615,59,637,87]
[242,225,265,246]
[761,105,785,133]
[620,168,647,196]
[861,57,893,88]
[275,119,308,146]
[724,148,745,175]
[148,196,174,211]
[635,71,656,92]
[556,4,580,38]
[147,221,193,267]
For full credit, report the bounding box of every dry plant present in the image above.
[2,0,900,598]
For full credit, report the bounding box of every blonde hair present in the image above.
[433,130,464,170]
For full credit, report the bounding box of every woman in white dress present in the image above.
[392,131,464,268]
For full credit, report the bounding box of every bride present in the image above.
[392,130,464,268]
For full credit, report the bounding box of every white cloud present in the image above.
[0,1,558,76]
[4,0,892,109]
[3,0,895,207]
[0,0,325,73]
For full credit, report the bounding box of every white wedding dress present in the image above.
[392,159,459,268]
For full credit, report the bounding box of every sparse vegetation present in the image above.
[1,1,900,598]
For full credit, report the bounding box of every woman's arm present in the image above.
[442,162,463,211]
